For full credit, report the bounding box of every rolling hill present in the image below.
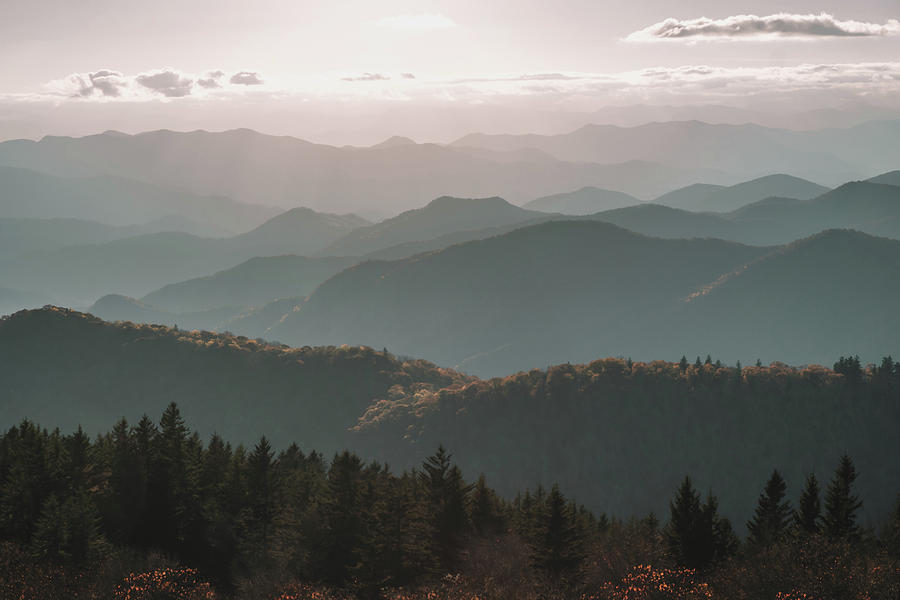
[584,180,900,246]
[451,120,900,185]
[654,174,829,212]
[269,222,900,376]
[0,129,733,213]
[320,196,548,257]
[141,255,358,313]
[87,294,245,332]
[0,207,368,306]
[723,181,900,243]
[522,186,641,215]
[649,183,726,211]
[664,228,900,364]
[1,306,896,530]
[868,170,900,187]
[274,221,771,375]
[0,306,467,453]
[0,165,279,234]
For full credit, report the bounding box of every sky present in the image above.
[2,0,899,144]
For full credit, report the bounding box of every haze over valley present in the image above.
[2,1,899,598]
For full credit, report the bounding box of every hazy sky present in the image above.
[2,0,899,144]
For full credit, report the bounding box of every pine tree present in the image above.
[794,474,821,535]
[531,484,583,582]
[823,455,862,539]
[679,356,689,372]
[243,436,277,565]
[834,356,863,385]
[318,451,366,584]
[665,477,734,570]
[747,470,793,545]
[470,473,504,535]
[417,446,472,570]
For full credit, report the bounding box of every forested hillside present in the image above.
[1,405,897,599]
[353,355,900,528]
[2,307,897,532]
[0,307,467,452]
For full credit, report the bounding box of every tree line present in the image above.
[1,404,898,598]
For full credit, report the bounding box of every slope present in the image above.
[275,221,770,375]
[0,165,279,233]
[141,255,358,313]
[320,196,548,257]
[657,174,829,212]
[523,187,641,215]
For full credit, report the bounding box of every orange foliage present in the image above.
[587,565,713,600]
[113,568,216,600]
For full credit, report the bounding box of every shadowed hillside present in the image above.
[0,209,368,305]
[320,196,549,257]
[1,306,897,532]
[141,255,358,313]
[269,223,900,375]
[523,186,641,215]
[0,307,467,452]
[654,174,829,212]
[274,221,771,374]
[0,165,279,234]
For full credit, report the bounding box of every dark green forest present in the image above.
[1,406,898,599]
[2,306,899,530]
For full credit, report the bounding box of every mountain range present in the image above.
[319,195,546,257]
[452,120,900,186]
[265,222,900,376]
[654,174,829,212]
[0,128,737,214]
[0,208,367,305]
[523,187,641,215]
[0,165,280,235]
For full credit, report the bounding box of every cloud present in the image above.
[88,70,128,97]
[197,70,225,89]
[135,69,194,97]
[376,14,457,30]
[55,70,129,98]
[401,73,416,79]
[230,71,264,85]
[627,13,900,42]
[342,73,391,82]
[516,73,578,81]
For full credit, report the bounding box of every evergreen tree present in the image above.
[679,356,689,372]
[470,473,504,535]
[823,455,862,540]
[747,470,793,546]
[417,446,472,570]
[531,484,583,582]
[794,474,821,535]
[665,477,734,570]
[243,436,277,565]
[834,356,863,385]
[29,490,102,564]
[318,451,367,584]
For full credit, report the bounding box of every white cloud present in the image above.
[197,70,225,89]
[376,14,457,30]
[230,71,264,85]
[627,13,900,42]
[36,62,900,109]
[342,73,391,82]
[51,70,129,98]
[136,69,194,97]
